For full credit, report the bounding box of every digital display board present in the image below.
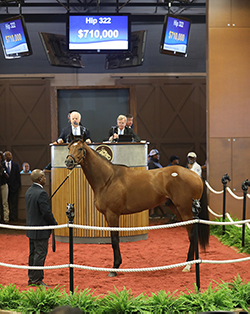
[0,15,32,59]
[160,14,191,57]
[67,13,131,54]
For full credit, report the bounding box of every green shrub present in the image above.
[0,276,249,313]
[19,285,64,313]
[0,284,22,311]
[210,217,250,254]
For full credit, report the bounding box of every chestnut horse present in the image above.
[65,139,209,277]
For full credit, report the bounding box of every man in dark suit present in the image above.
[108,114,141,142]
[25,169,57,287]
[56,111,91,144]
[3,151,21,222]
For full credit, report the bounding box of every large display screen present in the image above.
[67,13,131,54]
[39,32,84,68]
[160,14,191,57]
[0,15,32,59]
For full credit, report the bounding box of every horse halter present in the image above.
[65,147,86,169]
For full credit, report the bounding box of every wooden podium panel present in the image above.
[51,143,149,243]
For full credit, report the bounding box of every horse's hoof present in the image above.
[182,265,191,272]
[108,271,117,277]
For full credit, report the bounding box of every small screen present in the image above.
[67,13,131,54]
[160,14,191,57]
[0,15,32,59]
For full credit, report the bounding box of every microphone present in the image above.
[74,121,79,126]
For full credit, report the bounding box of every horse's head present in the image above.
[65,139,86,170]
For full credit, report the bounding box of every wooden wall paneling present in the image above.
[208,138,231,218]
[116,78,206,167]
[208,0,250,219]
[208,28,250,138]
[232,0,250,27]
[0,79,51,170]
[0,83,7,151]
[209,138,232,190]
[232,138,250,192]
[208,0,231,27]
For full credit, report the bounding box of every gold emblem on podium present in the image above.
[95,145,114,162]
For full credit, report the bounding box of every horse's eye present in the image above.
[79,147,83,151]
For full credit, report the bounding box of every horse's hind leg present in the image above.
[108,230,122,277]
[183,225,195,272]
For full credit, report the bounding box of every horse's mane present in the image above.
[68,139,129,168]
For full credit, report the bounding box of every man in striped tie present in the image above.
[3,151,21,222]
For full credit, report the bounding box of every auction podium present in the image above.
[51,142,149,243]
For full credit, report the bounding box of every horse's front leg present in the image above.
[109,230,122,277]
[183,225,194,272]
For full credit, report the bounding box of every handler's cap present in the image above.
[170,155,180,162]
[149,149,159,157]
[187,152,197,158]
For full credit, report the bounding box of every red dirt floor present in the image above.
[0,220,249,297]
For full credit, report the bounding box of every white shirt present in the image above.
[34,182,43,189]
[118,128,124,135]
[5,161,11,172]
[71,125,80,136]
[190,161,202,177]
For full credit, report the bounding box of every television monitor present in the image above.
[0,15,32,59]
[118,134,133,142]
[67,13,131,54]
[105,30,147,69]
[159,14,191,57]
[39,32,84,68]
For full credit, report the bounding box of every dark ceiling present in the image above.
[0,0,206,23]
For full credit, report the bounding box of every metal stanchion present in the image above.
[66,203,75,293]
[221,174,231,235]
[241,179,250,247]
[192,199,201,291]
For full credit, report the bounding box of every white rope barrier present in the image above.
[202,256,250,264]
[0,262,69,270]
[1,255,250,273]
[70,220,193,231]
[0,220,193,232]
[208,206,222,218]
[0,224,68,230]
[199,218,250,226]
[205,180,250,198]
[1,218,250,232]
[205,181,223,194]
[0,179,249,278]
[226,187,244,200]
[208,206,250,229]
[70,261,197,272]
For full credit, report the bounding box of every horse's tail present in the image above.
[198,178,210,250]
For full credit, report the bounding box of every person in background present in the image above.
[125,113,134,129]
[25,169,57,287]
[167,155,180,167]
[108,114,140,142]
[147,149,164,218]
[201,159,207,180]
[148,149,162,169]
[55,111,91,144]
[0,151,9,223]
[20,162,31,174]
[4,151,21,222]
[186,151,202,177]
